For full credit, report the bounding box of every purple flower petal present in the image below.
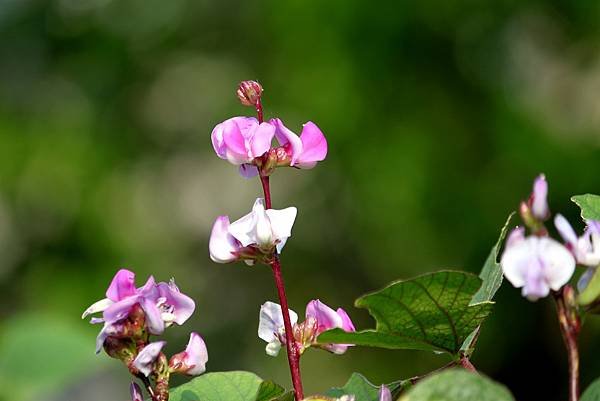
[378,385,392,401]
[531,174,548,219]
[133,341,166,377]
[239,164,259,178]
[296,122,327,168]
[171,332,209,376]
[271,118,302,165]
[305,299,343,334]
[106,269,138,302]
[130,382,143,401]
[209,216,241,263]
[157,280,196,325]
[249,122,275,158]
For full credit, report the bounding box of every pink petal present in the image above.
[239,164,259,178]
[249,122,275,158]
[296,121,327,168]
[209,216,241,263]
[336,308,356,332]
[133,341,166,377]
[305,299,342,334]
[106,269,137,302]
[271,118,302,165]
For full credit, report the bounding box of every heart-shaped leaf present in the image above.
[318,271,494,355]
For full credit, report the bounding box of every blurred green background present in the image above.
[0,0,600,400]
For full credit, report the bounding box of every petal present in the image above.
[305,300,343,334]
[157,280,196,325]
[500,239,532,289]
[82,298,114,319]
[211,121,227,159]
[322,343,349,354]
[133,341,166,377]
[239,164,259,179]
[258,301,298,343]
[296,122,327,168]
[271,118,303,165]
[378,385,392,401]
[130,382,143,401]
[183,332,209,376]
[578,267,596,292]
[249,122,275,158]
[141,296,165,335]
[209,216,241,263]
[229,200,263,247]
[223,120,251,164]
[106,269,138,302]
[336,308,356,332]
[265,207,297,245]
[521,256,549,301]
[505,227,525,249]
[531,174,548,219]
[555,214,578,246]
[265,341,282,357]
[540,237,576,290]
[103,296,140,324]
[255,207,274,248]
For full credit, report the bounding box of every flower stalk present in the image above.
[260,173,305,400]
[554,285,581,401]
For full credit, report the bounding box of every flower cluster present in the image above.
[258,299,356,356]
[82,269,208,400]
[501,175,600,300]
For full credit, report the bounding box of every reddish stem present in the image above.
[260,174,304,400]
[256,100,264,124]
[554,288,580,401]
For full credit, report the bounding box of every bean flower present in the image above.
[133,341,166,377]
[210,116,327,177]
[209,198,297,264]
[500,230,575,301]
[258,299,355,356]
[169,332,209,376]
[82,269,195,353]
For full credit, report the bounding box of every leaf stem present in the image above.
[260,174,304,400]
[554,286,580,401]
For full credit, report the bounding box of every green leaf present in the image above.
[169,371,282,401]
[470,213,514,305]
[572,194,600,221]
[255,380,288,401]
[582,377,600,401]
[318,271,494,355]
[461,213,513,354]
[325,373,408,401]
[398,370,515,401]
[578,268,600,306]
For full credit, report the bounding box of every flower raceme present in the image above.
[258,300,356,357]
[209,198,297,264]
[211,116,327,177]
[82,269,195,353]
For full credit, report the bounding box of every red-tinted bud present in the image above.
[237,80,263,106]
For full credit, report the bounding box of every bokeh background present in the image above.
[1,0,600,400]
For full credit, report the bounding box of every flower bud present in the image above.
[130,382,143,401]
[169,332,209,376]
[237,80,263,106]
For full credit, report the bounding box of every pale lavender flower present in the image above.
[209,216,243,263]
[501,235,575,300]
[258,301,299,357]
[169,332,209,376]
[531,174,549,220]
[133,341,166,377]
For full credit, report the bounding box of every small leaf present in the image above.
[325,373,408,401]
[398,370,515,401]
[318,271,494,355]
[461,213,513,354]
[470,213,514,305]
[255,381,286,401]
[578,268,600,307]
[572,194,600,221]
[582,377,600,401]
[169,371,265,401]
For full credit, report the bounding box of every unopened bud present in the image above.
[130,382,143,401]
[237,80,263,106]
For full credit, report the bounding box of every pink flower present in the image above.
[209,198,298,265]
[169,332,209,376]
[305,299,356,354]
[211,117,275,165]
[133,341,166,377]
[378,385,392,401]
[271,118,328,169]
[82,269,195,352]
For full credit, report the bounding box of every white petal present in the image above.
[500,240,531,288]
[258,301,298,343]
[229,209,258,247]
[266,207,297,243]
[540,237,576,290]
[255,208,273,247]
[265,341,281,357]
[82,298,114,319]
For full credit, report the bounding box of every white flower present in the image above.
[258,301,298,356]
[501,232,575,301]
